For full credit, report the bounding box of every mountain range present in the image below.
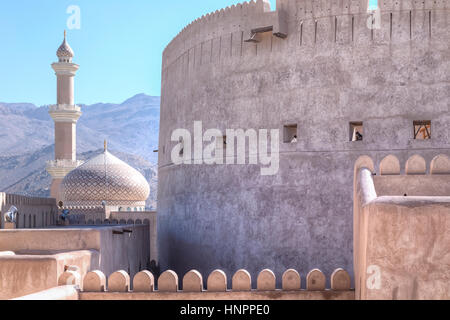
[0,94,160,209]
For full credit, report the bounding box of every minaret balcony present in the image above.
[48,104,82,123]
[46,159,84,179]
[49,104,81,112]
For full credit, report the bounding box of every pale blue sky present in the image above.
[0,0,275,106]
[0,0,378,106]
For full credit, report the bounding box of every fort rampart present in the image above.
[158,0,450,285]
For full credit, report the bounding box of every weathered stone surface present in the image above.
[232,269,252,291]
[133,270,154,292]
[282,269,301,291]
[108,270,130,292]
[58,270,81,287]
[158,270,178,292]
[331,268,351,290]
[380,155,401,175]
[183,270,203,292]
[431,155,450,174]
[306,269,326,291]
[257,269,276,291]
[406,155,427,175]
[157,0,450,287]
[83,270,106,292]
[207,269,228,292]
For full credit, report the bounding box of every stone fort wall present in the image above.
[158,0,450,286]
[0,193,57,229]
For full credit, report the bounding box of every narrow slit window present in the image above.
[350,122,363,141]
[413,121,431,140]
[178,138,184,156]
[283,124,298,143]
[216,135,227,149]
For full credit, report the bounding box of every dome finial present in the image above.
[104,140,108,152]
[57,30,74,60]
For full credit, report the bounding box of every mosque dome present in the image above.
[56,31,74,60]
[60,147,150,208]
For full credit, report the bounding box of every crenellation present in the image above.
[158,270,179,292]
[256,269,276,291]
[405,154,427,174]
[162,0,449,82]
[282,269,301,290]
[108,270,130,292]
[232,269,252,291]
[355,154,450,176]
[77,268,354,293]
[207,269,228,292]
[331,268,351,290]
[182,270,203,292]
[133,270,154,292]
[83,270,106,292]
[306,269,326,290]
[380,154,401,175]
[430,154,450,174]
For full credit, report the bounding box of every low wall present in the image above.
[12,285,79,300]
[354,154,450,300]
[0,225,150,299]
[79,290,354,300]
[68,267,353,300]
[0,193,57,229]
[0,250,98,300]
[109,211,157,264]
[65,210,158,265]
[360,198,450,300]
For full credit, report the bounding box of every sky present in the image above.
[0,0,276,106]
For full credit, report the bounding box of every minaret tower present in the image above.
[46,31,82,202]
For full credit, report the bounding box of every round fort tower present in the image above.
[158,0,450,285]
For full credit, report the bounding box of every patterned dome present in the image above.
[57,31,74,58]
[60,150,150,207]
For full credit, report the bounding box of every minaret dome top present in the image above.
[56,30,74,62]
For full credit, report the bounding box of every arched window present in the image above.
[127,207,131,212]
[118,207,122,212]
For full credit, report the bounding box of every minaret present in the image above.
[46,31,82,202]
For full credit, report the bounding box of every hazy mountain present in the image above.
[0,94,160,209]
[0,94,160,163]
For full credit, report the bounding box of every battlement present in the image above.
[162,0,450,72]
[357,153,450,176]
[51,267,355,300]
[353,154,450,299]
[0,193,58,229]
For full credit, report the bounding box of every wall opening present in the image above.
[413,120,431,140]
[368,0,378,11]
[350,122,363,141]
[283,124,297,143]
[179,138,184,156]
[216,135,227,150]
